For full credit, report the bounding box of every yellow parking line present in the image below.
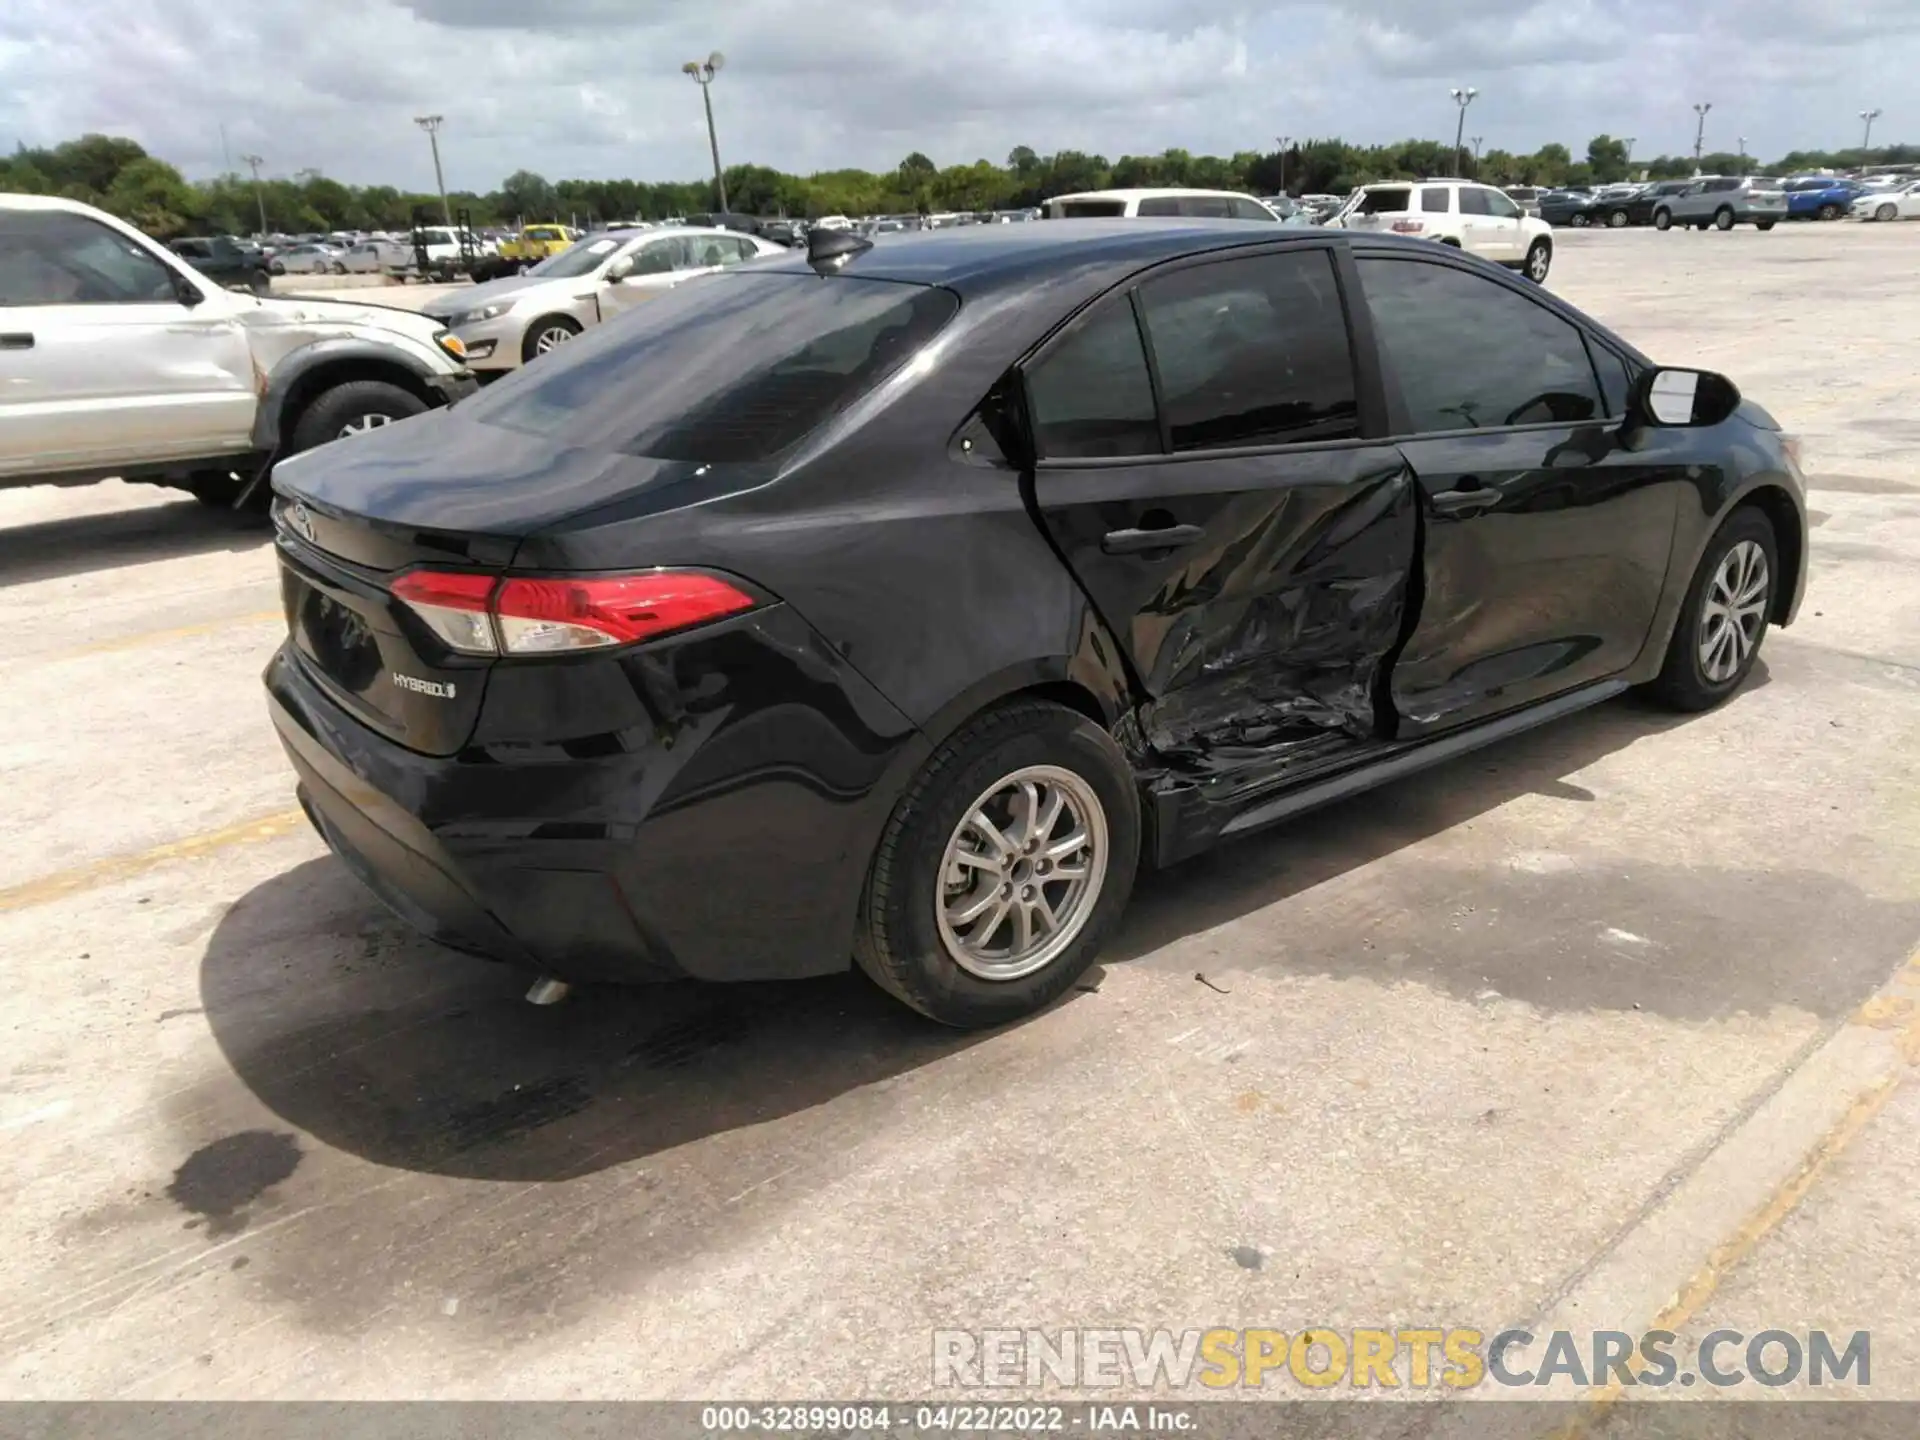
[65,609,283,659]
[0,808,307,915]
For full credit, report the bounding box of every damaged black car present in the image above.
[265,221,1808,1028]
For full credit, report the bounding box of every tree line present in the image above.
[4,131,1914,239]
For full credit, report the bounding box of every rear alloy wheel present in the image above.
[1607,209,1629,228]
[1570,212,1590,227]
[1877,203,1898,222]
[1523,239,1552,283]
[1654,209,1673,231]
[854,699,1139,1028]
[1818,203,1840,221]
[1645,508,1778,711]
[521,315,582,363]
[287,379,429,455]
[1714,207,1735,231]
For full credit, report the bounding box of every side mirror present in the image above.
[606,255,635,282]
[1629,366,1741,429]
[171,272,206,308]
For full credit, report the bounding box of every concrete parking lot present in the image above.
[3,223,1920,1407]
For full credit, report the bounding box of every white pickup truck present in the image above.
[0,194,477,505]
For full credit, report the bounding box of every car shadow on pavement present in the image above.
[195,856,994,1185]
[1100,675,1920,1025]
[0,495,268,587]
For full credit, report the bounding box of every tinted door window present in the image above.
[1420,188,1451,213]
[1229,197,1277,221]
[1177,196,1233,218]
[1026,299,1160,459]
[1458,188,1491,216]
[1136,197,1182,217]
[1137,249,1359,450]
[1057,200,1127,218]
[0,210,179,306]
[1360,258,1603,432]
[1482,190,1521,219]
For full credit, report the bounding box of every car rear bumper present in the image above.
[264,610,922,986]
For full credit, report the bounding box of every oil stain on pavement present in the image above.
[166,1130,302,1237]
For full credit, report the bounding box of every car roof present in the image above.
[1048,188,1257,202]
[749,218,1361,299]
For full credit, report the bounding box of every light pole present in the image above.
[1692,102,1711,169]
[1737,136,1748,174]
[1275,135,1291,195]
[241,154,267,236]
[1861,108,1883,151]
[682,52,729,213]
[1623,136,1637,176]
[413,115,451,226]
[1450,87,1478,175]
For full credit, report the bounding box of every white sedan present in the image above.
[422,226,786,375]
[277,243,346,274]
[1852,181,1920,221]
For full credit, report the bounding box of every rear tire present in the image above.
[1817,203,1840,221]
[853,700,1140,1028]
[286,380,428,455]
[1714,207,1735,231]
[1606,209,1628,228]
[1644,508,1778,712]
[1523,239,1552,283]
[1570,212,1590,228]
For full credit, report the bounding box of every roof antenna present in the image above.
[807,227,873,273]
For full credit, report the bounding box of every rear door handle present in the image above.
[1429,482,1499,516]
[1102,523,1204,555]
[0,333,32,351]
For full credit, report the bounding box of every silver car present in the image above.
[277,243,347,275]
[424,226,784,375]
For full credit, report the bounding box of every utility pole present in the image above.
[1692,102,1712,169]
[1275,135,1291,195]
[1860,108,1883,151]
[1450,87,1478,176]
[414,115,452,226]
[682,53,729,212]
[241,154,268,236]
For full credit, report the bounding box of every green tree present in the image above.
[102,157,198,237]
[498,169,558,222]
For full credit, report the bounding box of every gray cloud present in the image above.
[0,0,1912,192]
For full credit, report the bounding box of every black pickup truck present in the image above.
[168,236,273,294]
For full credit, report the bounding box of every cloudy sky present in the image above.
[1,0,1914,189]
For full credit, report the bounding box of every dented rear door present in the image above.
[1023,245,1417,768]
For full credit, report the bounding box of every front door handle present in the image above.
[1429,481,1499,517]
[1102,523,1204,555]
[0,333,33,351]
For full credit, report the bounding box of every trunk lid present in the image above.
[268,408,777,756]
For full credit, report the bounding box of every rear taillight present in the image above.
[390,569,758,657]
[1390,219,1426,234]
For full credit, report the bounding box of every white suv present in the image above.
[1338,180,1555,282]
[0,194,475,504]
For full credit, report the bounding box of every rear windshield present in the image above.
[1356,187,1413,214]
[466,272,959,464]
[1055,200,1127,217]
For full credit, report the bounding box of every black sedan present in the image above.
[1538,188,1639,227]
[265,221,1808,1027]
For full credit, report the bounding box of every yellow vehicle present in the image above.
[496,224,578,270]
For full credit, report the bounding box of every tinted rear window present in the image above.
[1356,188,1413,214]
[1056,200,1127,217]
[465,273,958,464]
